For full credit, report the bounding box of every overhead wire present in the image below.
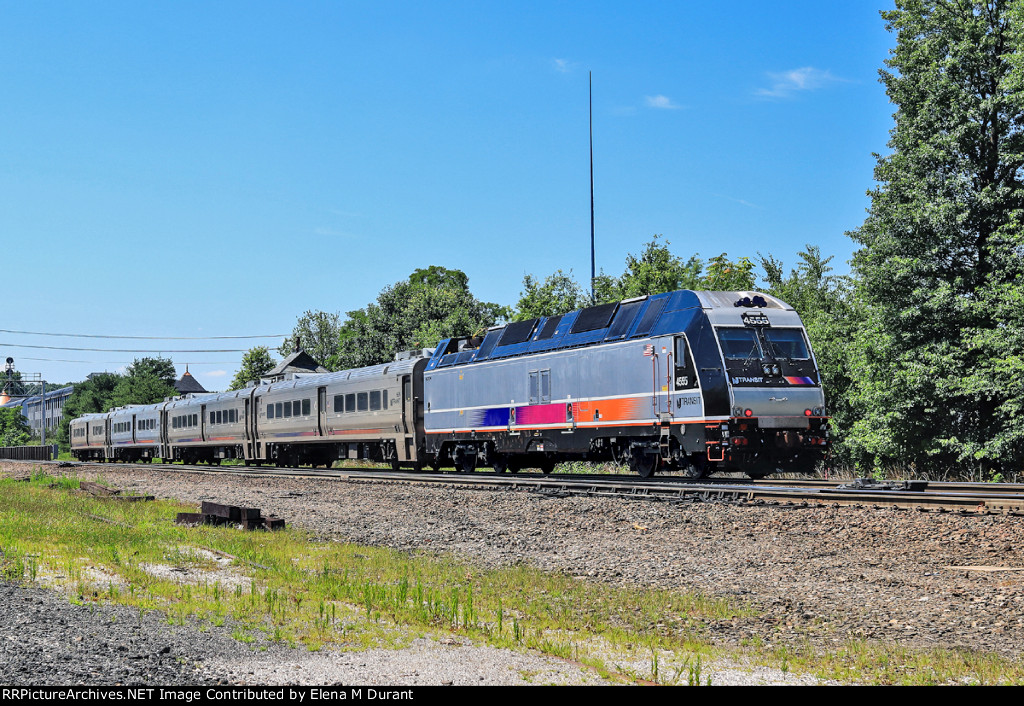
[0,343,251,353]
[0,328,287,340]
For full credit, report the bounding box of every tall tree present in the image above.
[597,236,755,302]
[510,270,589,321]
[847,1,1024,477]
[761,246,856,462]
[335,267,502,369]
[230,347,276,390]
[612,235,704,299]
[279,310,342,370]
[54,372,121,450]
[0,407,30,447]
[110,357,177,407]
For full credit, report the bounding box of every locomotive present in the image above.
[70,289,828,478]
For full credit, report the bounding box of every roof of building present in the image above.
[265,349,329,377]
[174,370,208,394]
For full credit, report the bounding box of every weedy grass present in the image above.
[751,638,1024,686]
[1,469,1023,684]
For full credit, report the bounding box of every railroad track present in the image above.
[36,459,1024,515]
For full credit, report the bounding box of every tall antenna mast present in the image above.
[589,70,596,301]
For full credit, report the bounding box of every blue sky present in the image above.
[0,1,895,388]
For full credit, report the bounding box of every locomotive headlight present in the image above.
[771,365,780,376]
[732,406,743,417]
[812,406,824,416]
[762,364,771,375]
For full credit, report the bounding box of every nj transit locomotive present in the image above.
[70,289,828,478]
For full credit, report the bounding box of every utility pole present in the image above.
[589,71,596,302]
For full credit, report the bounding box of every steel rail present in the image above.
[35,459,1024,515]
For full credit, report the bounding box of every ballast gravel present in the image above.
[4,461,1024,685]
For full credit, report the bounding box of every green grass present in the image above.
[1,468,1022,684]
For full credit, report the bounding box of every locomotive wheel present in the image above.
[630,447,659,478]
[491,454,509,474]
[681,455,707,479]
[453,447,477,473]
[539,458,555,475]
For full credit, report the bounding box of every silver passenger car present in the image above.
[252,355,427,467]
[70,412,109,461]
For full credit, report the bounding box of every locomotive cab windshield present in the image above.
[715,325,818,387]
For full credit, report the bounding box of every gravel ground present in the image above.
[4,461,1024,685]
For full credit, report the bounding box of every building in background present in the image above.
[0,385,75,436]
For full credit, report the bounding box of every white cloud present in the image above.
[552,58,574,73]
[645,94,682,110]
[206,370,227,377]
[756,67,842,98]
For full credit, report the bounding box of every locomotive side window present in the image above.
[674,336,699,389]
[370,390,381,411]
[292,400,301,417]
[345,393,355,412]
[381,390,387,409]
[267,404,275,419]
[283,402,292,418]
[763,329,811,359]
[302,399,311,416]
[717,328,763,359]
[357,392,368,411]
[334,395,343,413]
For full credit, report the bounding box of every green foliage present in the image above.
[335,266,503,369]
[0,407,31,447]
[110,357,177,408]
[54,373,120,450]
[229,346,276,391]
[760,246,857,461]
[610,235,705,299]
[845,0,1024,476]
[511,236,758,321]
[510,270,589,321]
[279,310,342,370]
[53,358,176,450]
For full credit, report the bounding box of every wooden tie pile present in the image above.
[176,501,285,531]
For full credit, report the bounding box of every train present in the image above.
[70,289,828,478]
